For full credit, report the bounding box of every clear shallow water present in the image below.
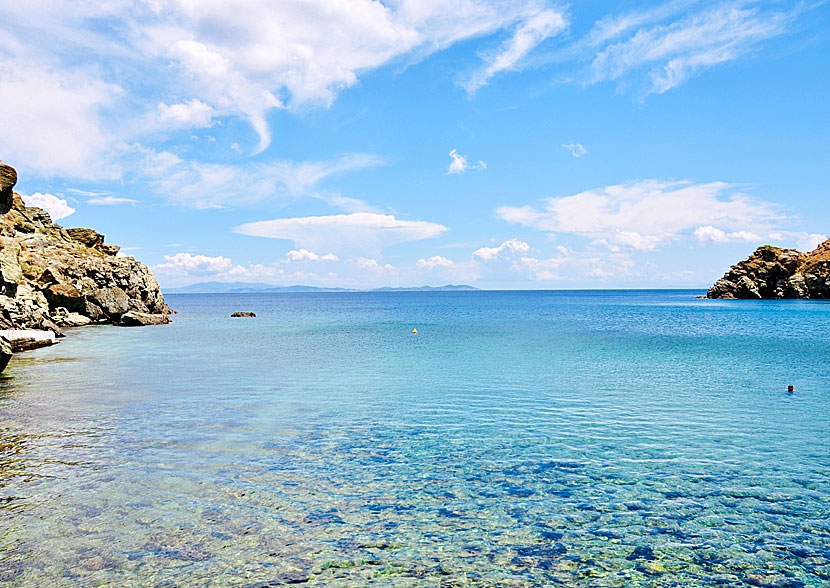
[0,290,828,587]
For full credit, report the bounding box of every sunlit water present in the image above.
[1,291,828,587]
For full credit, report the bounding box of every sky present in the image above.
[1,0,829,290]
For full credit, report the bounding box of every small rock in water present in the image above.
[231,311,256,317]
[627,546,656,561]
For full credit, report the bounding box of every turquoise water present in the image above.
[1,290,828,587]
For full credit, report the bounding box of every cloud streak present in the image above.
[582,2,795,95]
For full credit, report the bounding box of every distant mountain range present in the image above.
[163,281,480,294]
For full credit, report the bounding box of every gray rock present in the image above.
[786,273,809,298]
[0,237,22,297]
[89,286,130,318]
[60,313,92,327]
[117,311,171,326]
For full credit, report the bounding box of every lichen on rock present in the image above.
[707,240,830,299]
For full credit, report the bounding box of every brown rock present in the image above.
[231,311,256,317]
[65,228,104,248]
[0,164,17,215]
[45,283,85,313]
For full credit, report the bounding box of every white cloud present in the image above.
[563,143,587,158]
[0,59,121,179]
[797,233,827,252]
[87,196,138,206]
[463,8,567,93]
[141,1,568,152]
[154,252,234,275]
[285,249,339,262]
[583,3,793,95]
[357,258,397,274]
[1,1,568,171]
[158,99,214,128]
[693,225,761,244]
[21,192,75,220]
[235,212,448,256]
[416,255,454,269]
[447,149,487,174]
[473,238,531,260]
[497,180,782,251]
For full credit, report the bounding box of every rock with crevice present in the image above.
[0,164,16,215]
[707,240,830,299]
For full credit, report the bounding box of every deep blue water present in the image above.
[0,290,828,586]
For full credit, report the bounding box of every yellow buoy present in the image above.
[412,328,418,334]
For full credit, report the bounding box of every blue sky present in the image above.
[1,0,828,289]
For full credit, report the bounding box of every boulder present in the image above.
[0,237,22,296]
[0,164,16,215]
[65,228,104,248]
[45,283,86,313]
[89,286,130,317]
[60,313,92,327]
[231,311,256,317]
[117,311,171,327]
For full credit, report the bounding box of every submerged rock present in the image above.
[707,239,830,299]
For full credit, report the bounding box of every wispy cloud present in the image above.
[447,149,487,174]
[138,149,385,209]
[87,196,138,206]
[563,142,587,158]
[582,2,796,95]
[463,8,567,94]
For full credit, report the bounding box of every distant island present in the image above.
[164,282,480,294]
[707,238,830,299]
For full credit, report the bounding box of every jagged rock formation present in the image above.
[0,163,17,214]
[0,164,172,338]
[707,239,830,299]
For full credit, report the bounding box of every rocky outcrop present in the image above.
[0,163,17,214]
[230,311,256,317]
[707,239,830,299]
[0,164,172,348]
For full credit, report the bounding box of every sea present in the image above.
[0,290,828,587]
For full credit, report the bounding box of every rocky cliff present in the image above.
[707,239,830,299]
[0,163,172,340]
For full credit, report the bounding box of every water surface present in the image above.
[1,291,828,586]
